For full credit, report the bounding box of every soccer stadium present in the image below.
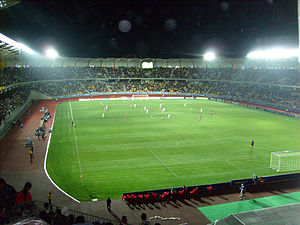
[0,1,300,224]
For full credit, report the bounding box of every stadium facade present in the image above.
[3,54,299,69]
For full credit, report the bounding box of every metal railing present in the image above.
[33,200,116,224]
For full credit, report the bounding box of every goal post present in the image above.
[270,150,300,172]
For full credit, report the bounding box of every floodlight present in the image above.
[45,48,58,59]
[204,52,216,61]
[0,33,36,55]
[247,48,300,59]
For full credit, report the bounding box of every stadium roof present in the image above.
[0,32,35,58]
[0,0,20,10]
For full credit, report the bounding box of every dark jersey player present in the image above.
[251,140,254,148]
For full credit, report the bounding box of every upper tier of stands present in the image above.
[1,67,300,86]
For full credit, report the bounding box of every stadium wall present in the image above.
[122,172,300,203]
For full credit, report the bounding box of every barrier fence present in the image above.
[33,200,115,224]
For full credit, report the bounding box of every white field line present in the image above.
[145,145,178,177]
[69,101,84,185]
[44,109,81,203]
[226,160,242,171]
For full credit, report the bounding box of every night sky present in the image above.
[0,0,298,58]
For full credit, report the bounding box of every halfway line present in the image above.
[145,145,178,177]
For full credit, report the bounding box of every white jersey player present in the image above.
[102,113,105,118]
[200,108,203,113]
[168,114,171,119]
[160,103,162,109]
[162,107,165,112]
[184,103,187,107]
[146,109,149,114]
[134,104,136,108]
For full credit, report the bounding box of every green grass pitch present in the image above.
[46,99,300,201]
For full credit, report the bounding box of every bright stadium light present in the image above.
[247,48,300,59]
[0,32,36,54]
[45,48,58,58]
[204,52,216,61]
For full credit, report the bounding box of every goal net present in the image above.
[270,150,300,172]
[132,94,149,100]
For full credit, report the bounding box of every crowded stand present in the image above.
[1,66,300,85]
[0,178,115,225]
[0,87,31,126]
[0,67,299,125]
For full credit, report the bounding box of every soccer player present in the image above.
[168,114,171,119]
[102,113,105,118]
[161,116,164,121]
[134,103,136,108]
[125,114,127,119]
[162,107,165,112]
[146,109,149,114]
[160,103,162,109]
[251,140,254,148]
[200,108,203,113]
[200,115,202,121]
[130,104,132,108]
[184,103,187,107]
[72,121,75,127]
[106,105,108,110]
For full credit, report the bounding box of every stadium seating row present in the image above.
[1,67,300,86]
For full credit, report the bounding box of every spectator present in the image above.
[15,182,32,205]
[140,213,151,225]
[119,215,128,225]
[67,214,75,225]
[53,208,68,225]
[38,202,54,224]
[0,178,17,216]
[74,215,93,225]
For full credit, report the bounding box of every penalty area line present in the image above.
[44,110,81,203]
[226,160,242,171]
[145,145,178,178]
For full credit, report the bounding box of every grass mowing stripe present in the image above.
[69,101,84,186]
